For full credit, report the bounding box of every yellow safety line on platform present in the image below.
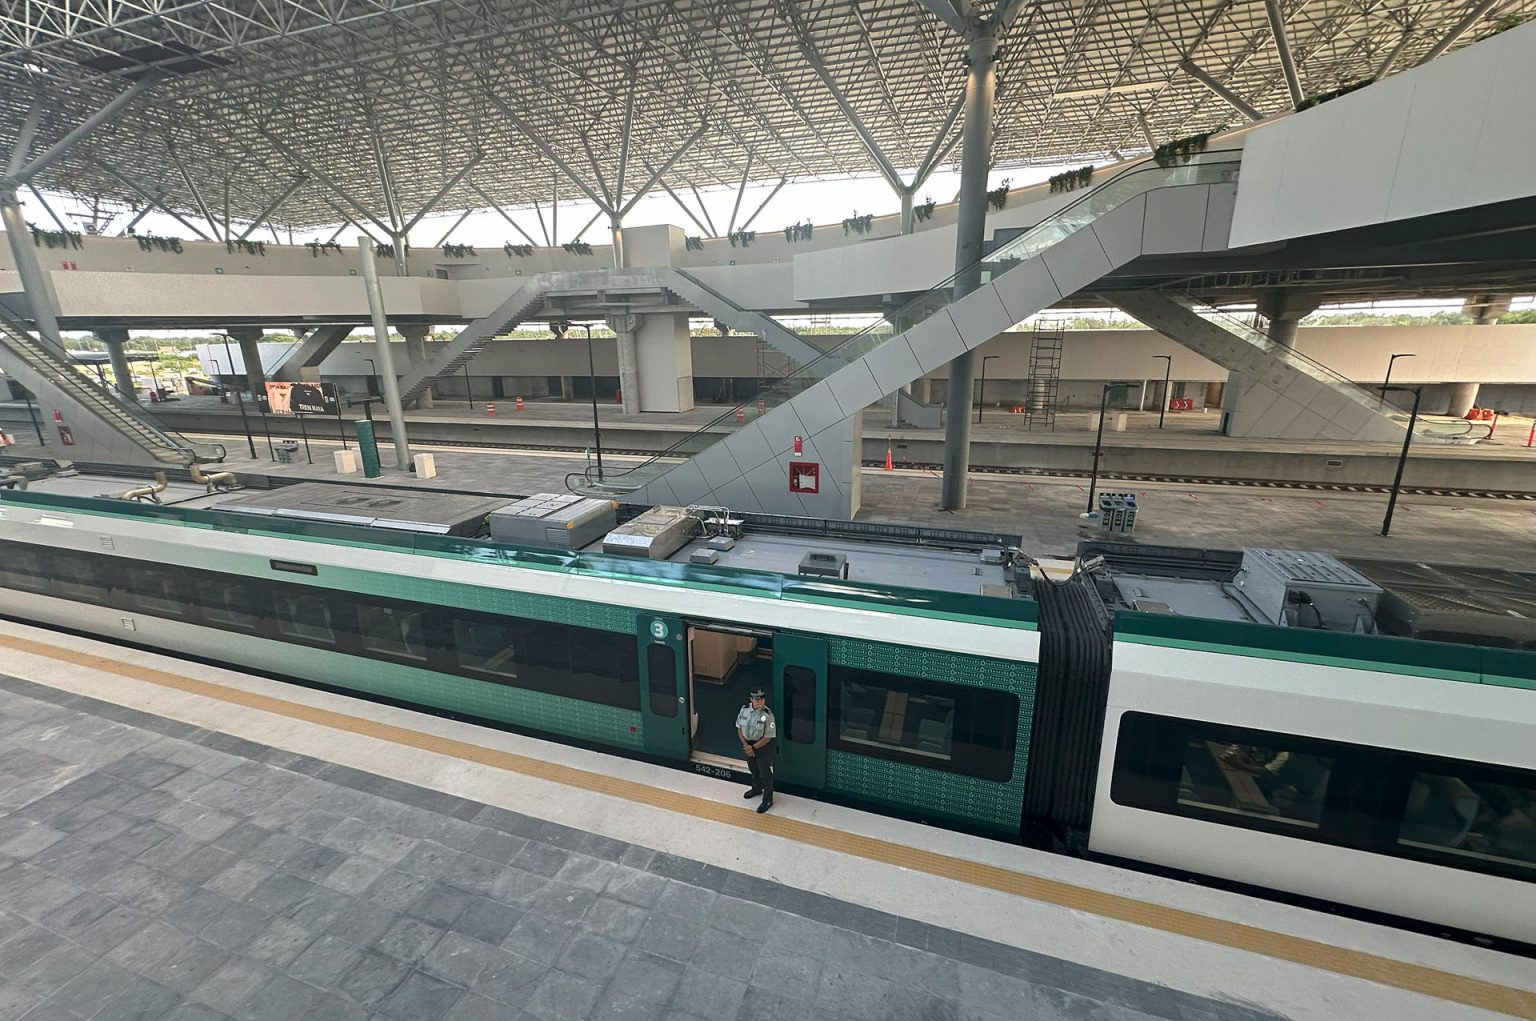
[3,632,1532,1019]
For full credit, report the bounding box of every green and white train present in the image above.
[0,470,1530,946]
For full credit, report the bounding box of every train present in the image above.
[0,461,1530,946]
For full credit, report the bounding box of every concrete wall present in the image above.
[1229,20,1536,248]
[279,324,1536,388]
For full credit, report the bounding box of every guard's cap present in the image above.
[749,687,767,699]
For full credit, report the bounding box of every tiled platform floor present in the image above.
[0,673,1282,1021]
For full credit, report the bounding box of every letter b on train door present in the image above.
[638,614,688,759]
[773,634,827,790]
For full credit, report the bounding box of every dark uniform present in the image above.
[736,687,777,813]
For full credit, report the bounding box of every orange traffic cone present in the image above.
[884,446,893,471]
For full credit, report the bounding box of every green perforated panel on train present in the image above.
[311,650,644,750]
[822,636,1036,833]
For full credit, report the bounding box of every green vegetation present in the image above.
[1301,311,1473,327]
[1497,309,1536,324]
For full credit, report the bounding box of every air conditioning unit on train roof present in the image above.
[602,505,695,560]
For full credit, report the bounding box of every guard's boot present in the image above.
[743,788,762,799]
[756,798,773,814]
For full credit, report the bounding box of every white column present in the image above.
[398,324,434,409]
[634,313,694,413]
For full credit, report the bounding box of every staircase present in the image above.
[0,306,221,466]
[1102,291,1491,444]
[565,149,1246,515]
[664,268,825,367]
[1024,319,1064,431]
[397,280,547,406]
[270,324,354,382]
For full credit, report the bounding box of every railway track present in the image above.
[183,427,1536,500]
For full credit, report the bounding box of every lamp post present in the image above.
[1086,382,1134,514]
[214,334,258,459]
[1381,352,1415,400]
[1380,385,1423,537]
[977,355,999,424]
[364,357,379,396]
[1152,354,1172,429]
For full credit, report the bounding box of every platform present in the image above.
[0,619,1530,1021]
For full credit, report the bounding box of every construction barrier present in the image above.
[486,403,496,417]
[514,396,525,411]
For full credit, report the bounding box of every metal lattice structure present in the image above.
[0,0,1531,234]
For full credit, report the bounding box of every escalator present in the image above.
[566,150,1244,504]
[0,305,221,466]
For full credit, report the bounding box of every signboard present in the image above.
[788,461,819,494]
[262,381,339,417]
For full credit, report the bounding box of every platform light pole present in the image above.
[572,322,605,481]
[1381,352,1415,400]
[1086,383,1135,515]
[1152,354,1172,429]
[364,357,379,396]
[213,334,257,459]
[977,355,999,424]
[1380,385,1423,538]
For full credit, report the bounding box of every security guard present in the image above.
[736,686,777,813]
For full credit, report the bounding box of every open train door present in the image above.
[638,613,689,760]
[773,633,827,790]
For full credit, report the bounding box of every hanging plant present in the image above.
[841,213,875,236]
[136,233,184,254]
[728,230,756,248]
[684,235,704,251]
[913,198,936,223]
[1048,165,1095,193]
[562,241,594,256]
[373,240,411,258]
[504,243,535,257]
[1297,78,1374,111]
[783,221,813,243]
[1483,13,1529,37]
[225,239,266,256]
[306,240,343,257]
[986,179,1012,210]
[29,224,83,250]
[1153,129,1221,168]
[442,243,477,258]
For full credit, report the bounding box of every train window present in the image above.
[782,666,816,744]
[453,618,519,679]
[0,544,49,593]
[1177,740,1331,829]
[274,590,336,645]
[647,644,678,717]
[827,666,1017,782]
[1398,772,1536,869]
[358,604,426,662]
[52,552,106,603]
[195,577,262,630]
[125,566,190,618]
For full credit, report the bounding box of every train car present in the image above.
[0,464,1531,944]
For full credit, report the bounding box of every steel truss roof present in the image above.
[0,1,1530,233]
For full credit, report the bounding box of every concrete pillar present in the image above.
[94,329,138,402]
[1447,382,1480,416]
[398,324,434,409]
[226,327,266,397]
[558,376,576,400]
[633,313,694,413]
[1258,289,1322,349]
[609,313,640,415]
[1464,295,1511,325]
[913,378,932,405]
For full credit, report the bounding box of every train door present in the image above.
[637,613,689,759]
[774,634,828,790]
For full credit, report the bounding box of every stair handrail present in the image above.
[567,149,1245,495]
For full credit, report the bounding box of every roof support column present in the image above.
[1264,0,1305,110]
[1417,0,1501,66]
[940,26,999,511]
[356,237,413,470]
[1180,60,1265,122]
[0,188,65,354]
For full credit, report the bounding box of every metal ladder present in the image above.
[1024,318,1065,431]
